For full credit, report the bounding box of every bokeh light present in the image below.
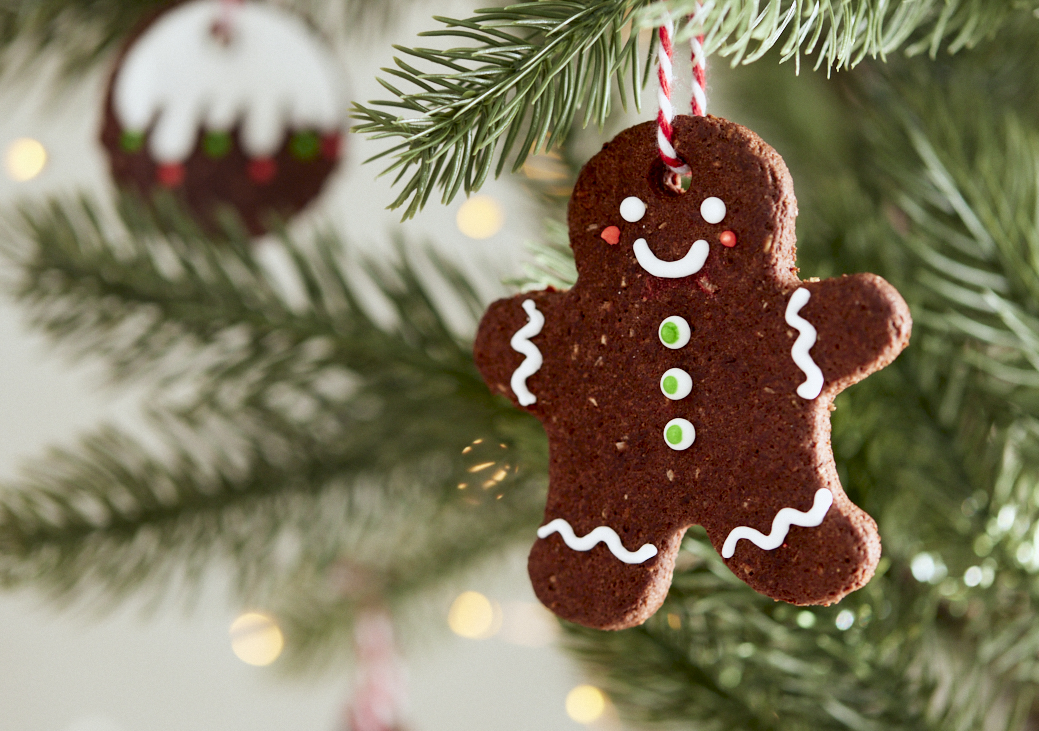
[566,684,606,724]
[229,611,284,666]
[835,609,855,631]
[5,137,47,181]
[448,591,501,638]
[456,195,505,239]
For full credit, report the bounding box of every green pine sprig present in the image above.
[355,0,1036,219]
[0,196,547,668]
[352,0,650,219]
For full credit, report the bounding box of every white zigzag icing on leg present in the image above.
[537,519,658,565]
[785,287,824,400]
[721,489,833,559]
[509,299,544,406]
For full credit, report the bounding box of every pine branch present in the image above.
[0,197,548,669]
[648,0,1032,72]
[352,0,649,219]
[355,0,1037,218]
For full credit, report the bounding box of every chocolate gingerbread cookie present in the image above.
[474,115,911,630]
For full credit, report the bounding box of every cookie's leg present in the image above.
[704,468,880,606]
[528,523,682,630]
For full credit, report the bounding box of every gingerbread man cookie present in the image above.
[474,115,911,630]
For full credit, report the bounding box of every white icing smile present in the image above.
[721,488,833,558]
[633,238,710,279]
[537,519,658,564]
[510,299,545,406]
[785,288,824,400]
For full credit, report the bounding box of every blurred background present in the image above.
[0,1,613,729]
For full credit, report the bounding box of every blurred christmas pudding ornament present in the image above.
[100,0,345,235]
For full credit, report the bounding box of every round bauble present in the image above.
[100,0,345,235]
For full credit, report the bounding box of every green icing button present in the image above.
[662,375,678,395]
[664,417,695,450]
[660,322,679,345]
[658,315,691,349]
[203,131,232,158]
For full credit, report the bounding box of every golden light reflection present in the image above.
[456,195,505,239]
[5,138,47,181]
[229,611,284,666]
[566,685,606,724]
[448,591,501,639]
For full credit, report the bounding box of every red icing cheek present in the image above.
[600,225,621,245]
[720,230,737,248]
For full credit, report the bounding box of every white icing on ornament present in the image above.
[721,488,833,558]
[660,368,692,400]
[785,288,824,399]
[537,519,658,564]
[664,418,695,450]
[634,238,710,278]
[619,196,646,222]
[510,299,545,406]
[700,197,726,224]
[658,316,691,349]
[113,0,342,163]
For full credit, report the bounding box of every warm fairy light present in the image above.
[448,591,501,639]
[566,685,606,724]
[666,612,682,629]
[456,195,505,239]
[5,137,47,181]
[229,611,284,666]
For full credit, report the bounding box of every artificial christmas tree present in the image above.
[2,1,1039,729]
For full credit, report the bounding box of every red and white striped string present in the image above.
[657,10,706,179]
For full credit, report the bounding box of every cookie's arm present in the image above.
[473,290,561,410]
[793,273,912,394]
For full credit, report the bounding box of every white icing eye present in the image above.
[700,197,726,224]
[664,418,696,450]
[658,316,691,349]
[620,196,646,222]
[660,368,692,400]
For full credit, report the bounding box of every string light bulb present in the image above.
[5,138,47,181]
[229,611,285,666]
[447,591,501,638]
[566,685,606,724]
[456,195,504,239]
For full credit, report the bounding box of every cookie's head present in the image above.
[567,115,799,295]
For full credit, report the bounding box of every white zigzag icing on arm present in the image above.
[785,287,825,400]
[509,299,545,406]
[721,489,833,559]
[537,519,658,565]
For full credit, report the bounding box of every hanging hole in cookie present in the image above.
[664,169,692,195]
